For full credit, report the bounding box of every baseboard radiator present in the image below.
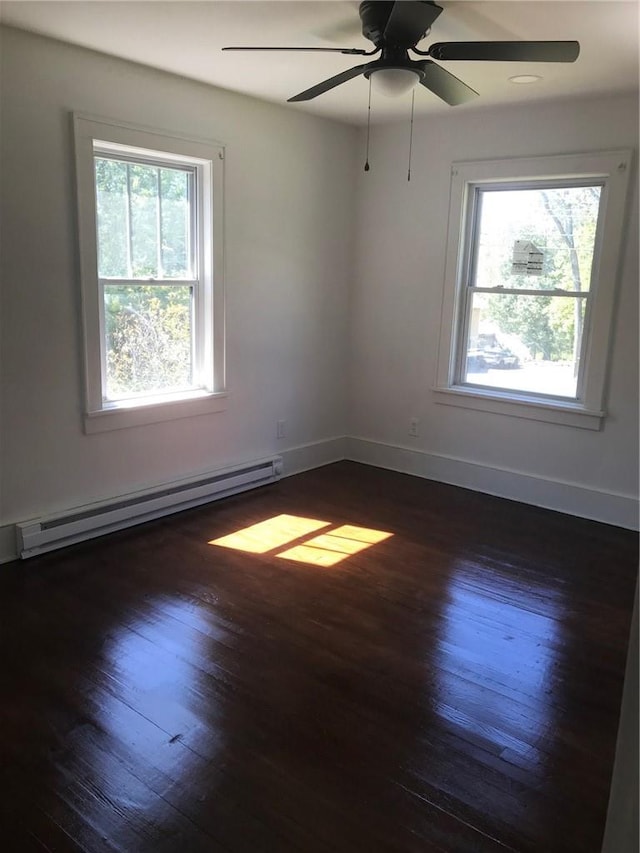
[16,456,283,560]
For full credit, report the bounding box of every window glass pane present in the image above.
[104,285,193,399]
[128,163,159,278]
[95,157,192,279]
[95,158,128,278]
[474,186,601,292]
[160,167,191,278]
[464,292,587,398]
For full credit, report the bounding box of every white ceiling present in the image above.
[1,1,638,125]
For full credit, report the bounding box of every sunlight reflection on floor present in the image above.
[85,599,217,827]
[434,563,563,765]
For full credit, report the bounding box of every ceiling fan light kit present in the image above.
[222,0,579,105]
[369,67,420,97]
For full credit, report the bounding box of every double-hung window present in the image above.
[74,115,226,432]
[435,151,632,429]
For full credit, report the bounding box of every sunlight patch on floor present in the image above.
[209,516,392,566]
[209,513,330,554]
[277,525,393,567]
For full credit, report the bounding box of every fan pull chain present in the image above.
[407,89,415,182]
[364,76,372,172]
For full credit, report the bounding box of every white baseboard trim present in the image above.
[2,433,634,564]
[346,436,639,531]
[0,524,18,564]
[280,436,347,477]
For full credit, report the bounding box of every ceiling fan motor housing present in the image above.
[360,2,394,46]
[359,0,439,47]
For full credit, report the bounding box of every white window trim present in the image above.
[73,113,227,433]
[434,150,633,430]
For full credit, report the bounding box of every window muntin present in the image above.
[74,115,226,432]
[458,183,602,401]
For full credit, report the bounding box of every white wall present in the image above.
[1,27,637,563]
[349,94,639,527]
[0,27,356,554]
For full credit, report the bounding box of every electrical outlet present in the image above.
[276,419,286,439]
[409,417,419,437]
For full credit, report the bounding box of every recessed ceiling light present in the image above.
[509,74,542,84]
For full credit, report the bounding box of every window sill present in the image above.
[432,386,604,430]
[84,390,228,434]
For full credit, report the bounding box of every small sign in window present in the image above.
[511,240,544,276]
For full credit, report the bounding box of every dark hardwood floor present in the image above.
[1,462,637,852]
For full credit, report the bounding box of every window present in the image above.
[74,115,226,432]
[435,151,632,429]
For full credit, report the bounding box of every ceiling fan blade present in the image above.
[383,1,443,45]
[288,63,370,102]
[222,46,373,55]
[418,61,478,106]
[428,41,580,62]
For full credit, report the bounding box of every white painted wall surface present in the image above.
[1,26,637,557]
[349,94,639,525]
[0,28,356,532]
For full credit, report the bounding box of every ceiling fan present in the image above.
[223,1,580,106]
